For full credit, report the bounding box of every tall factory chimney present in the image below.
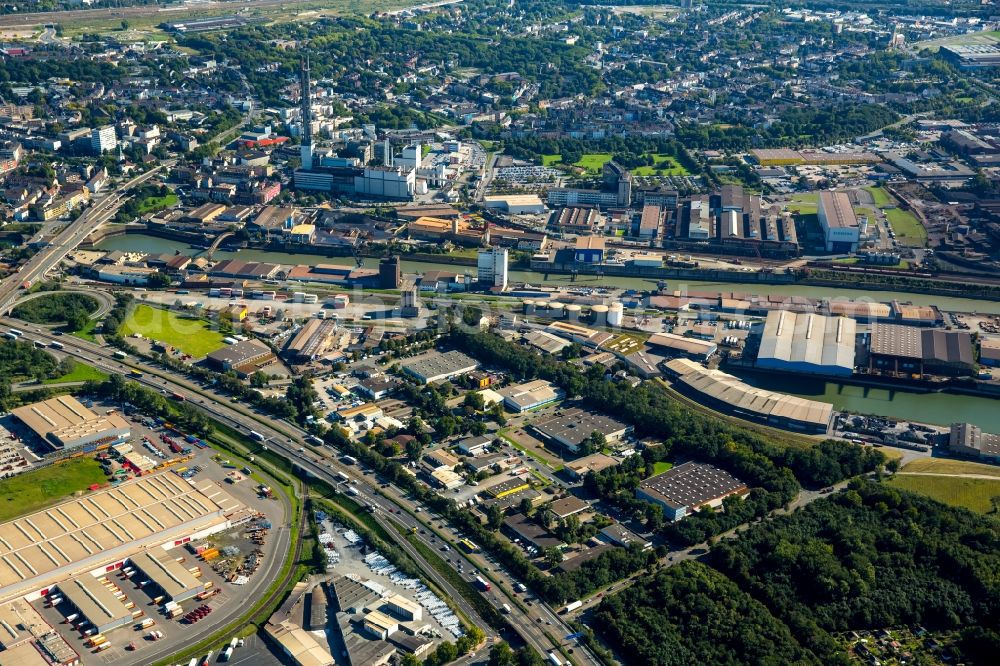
[300,56,314,171]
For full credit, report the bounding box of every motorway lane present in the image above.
[8,323,598,663]
[0,164,170,312]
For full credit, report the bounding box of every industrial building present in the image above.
[400,350,479,384]
[980,337,1000,367]
[11,396,130,452]
[755,310,856,377]
[867,324,975,377]
[636,462,748,521]
[483,194,546,215]
[383,594,422,622]
[0,473,243,603]
[57,574,133,634]
[665,358,833,433]
[818,191,862,252]
[531,407,631,453]
[646,332,718,361]
[498,379,564,413]
[129,549,204,603]
[477,247,509,290]
[948,423,1000,462]
[206,338,275,374]
[285,318,341,362]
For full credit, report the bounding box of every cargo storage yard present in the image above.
[0,404,288,666]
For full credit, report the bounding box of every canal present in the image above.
[95,233,1000,315]
[729,369,1000,431]
[94,233,1000,427]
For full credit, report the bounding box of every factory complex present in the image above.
[0,471,246,608]
[11,396,131,453]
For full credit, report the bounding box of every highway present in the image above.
[0,164,170,313]
[0,320,599,663]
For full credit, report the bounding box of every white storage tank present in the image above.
[591,304,609,326]
[608,302,624,327]
[548,302,565,319]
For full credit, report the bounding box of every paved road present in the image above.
[0,322,565,660]
[0,164,170,314]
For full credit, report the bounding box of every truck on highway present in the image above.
[515,582,528,593]
[547,652,563,666]
[335,471,350,483]
[7,329,22,338]
[113,350,128,360]
[249,430,265,442]
[501,603,511,614]
[347,486,360,496]
[561,600,582,614]
[170,392,185,402]
[474,576,491,592]
[48,341,64,350]
[341,455,358,465]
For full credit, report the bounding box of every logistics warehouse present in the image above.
[11,396,130,452]
[0,472,246,606]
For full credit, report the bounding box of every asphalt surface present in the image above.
[0,164,169,314]
[0,321,599,662]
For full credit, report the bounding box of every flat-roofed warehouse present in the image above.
[818,190,861,253]
[206,338,275,374]
[12,395,130,452]
[285,318,340,362]
[755,310,856,377]
[129,549,204,602]
[531,407,631,453]
[401,350,479,384]
[867,323,975,377]
[665,358,833,433]
[498,379,564,413]
[636,462,748,521]
[0,473,244,603]
[57,574,133,633]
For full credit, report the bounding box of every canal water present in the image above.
[95,234,1000,315]
[95,233,1000,427]
[730,370,1000,430]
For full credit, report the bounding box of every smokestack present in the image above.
[300,56,313,170]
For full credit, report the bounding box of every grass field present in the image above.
[652,461,673,475]
[136,194,178,215]
[44,364,108,384]
[885,208,927,247]
[786,193,818,215]
[865,186,894,208]
[541,154,562,166]
[899,458,1000,478]
[887,475,1000,514]
[574,153,614,173]
[0,458,107,523]
[632,154,690,177]
[120,304,225,357]
[72,318,98,343]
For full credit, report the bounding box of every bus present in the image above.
[341,455,358,465]
[171,392,186,402]
[459,539,480,553]
[307,435,324,446]
[113,350,128,360]
[249,431,265,442]
[7,329,23,337]
[335,471,350,484]
[48,341,64,350]
[130,369,143,378]
[33,340,45,349]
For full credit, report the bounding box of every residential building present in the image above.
[90,125,117,154]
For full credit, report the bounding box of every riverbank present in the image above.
[92,232,1000,315]
[728,368,1000,432]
